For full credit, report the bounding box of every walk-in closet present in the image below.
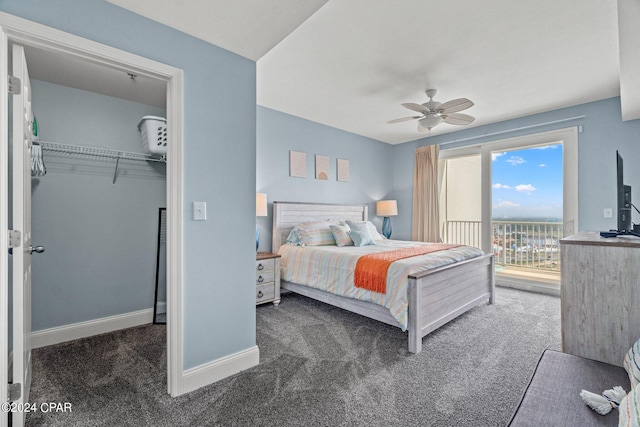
[25,45,168,350]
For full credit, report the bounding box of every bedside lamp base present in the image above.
[382,217,392,239]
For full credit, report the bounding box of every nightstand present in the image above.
[256,252,281,306]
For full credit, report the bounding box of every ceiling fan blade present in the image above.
[417,124,430,132]
[443,113,475,126]
[402,102,429,113]
[387,116,422,124]
[438,98,474,114]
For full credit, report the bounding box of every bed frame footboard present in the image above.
[407,253,495,354]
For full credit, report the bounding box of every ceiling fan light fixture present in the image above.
[387,89,475,133]
[419,116,442,130]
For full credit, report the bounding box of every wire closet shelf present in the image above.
[38,141,166,163]
[38,141,165,184]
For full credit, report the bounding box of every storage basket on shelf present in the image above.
[138,116,167,156]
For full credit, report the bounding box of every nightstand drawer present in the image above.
[256,283,275,304]
[256,258,275,273]
[256,270,274,285]
[256,252,281,306]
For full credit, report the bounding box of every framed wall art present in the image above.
[337,158,349,182]
[289,151,306,178]
[315,154,329,180]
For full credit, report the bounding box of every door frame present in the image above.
[0,11,185,408]
[439,126,579,254]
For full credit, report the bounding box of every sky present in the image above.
[492,144,563,219]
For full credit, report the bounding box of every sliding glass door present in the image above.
[439,127,578,293]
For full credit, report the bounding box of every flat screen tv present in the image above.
[617,151,632,232]
[601,150,639,237]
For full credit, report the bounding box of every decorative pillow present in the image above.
[624,338,640,388]
[345,220,376,247]
[285,227,301,245]
[330,224,353,247]
[619,385,639,427]
[296,220,339,246]
[342,220,385,241]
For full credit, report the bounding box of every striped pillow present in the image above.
[330,224,353,247]
[296,221,340,246]
[619,385,640,427]
[624,338,640,388]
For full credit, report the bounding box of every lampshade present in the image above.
[256,193,267,217]
[377,200,398,217]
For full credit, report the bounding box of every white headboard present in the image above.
[272,202,368,253]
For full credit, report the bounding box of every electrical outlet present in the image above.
[603,208,613,218]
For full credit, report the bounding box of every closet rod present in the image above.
[39,141,165,184]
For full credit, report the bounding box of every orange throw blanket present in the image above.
[354,243,462,294]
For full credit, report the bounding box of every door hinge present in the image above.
[8,230,21,248]
[8,383,21,402]
[8,75,21,95]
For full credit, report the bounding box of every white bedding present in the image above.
[278,240,483,330]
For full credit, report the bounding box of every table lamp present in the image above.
[376,200,398,239]
[256,193,267,251]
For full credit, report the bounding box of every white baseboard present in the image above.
[181,345,259,395]
[156,301,166,314]
[31,308,154,349]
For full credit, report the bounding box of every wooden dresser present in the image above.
[560,231,640,366]
[255,252,281,306]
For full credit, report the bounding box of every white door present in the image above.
[11,43,34,427]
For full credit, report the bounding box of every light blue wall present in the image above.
[30,79,166,331]
[1,0,257,369]
[390,97,640,240]
[257,106,394,251]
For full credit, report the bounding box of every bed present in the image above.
[272,202,495,354]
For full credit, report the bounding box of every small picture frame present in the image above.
[289,151,306,178]
[315,155,329,180]
[337,158,349,182]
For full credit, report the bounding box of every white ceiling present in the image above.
[31,1,630,145]
[24,45,167,108]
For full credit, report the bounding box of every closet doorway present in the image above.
[0,14,185,417]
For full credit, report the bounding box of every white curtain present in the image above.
[412,144,441,242]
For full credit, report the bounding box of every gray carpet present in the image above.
[26,287,560,426]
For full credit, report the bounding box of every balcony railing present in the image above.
[444,220,563,272]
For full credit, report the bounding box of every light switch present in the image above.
[603,208,613,218]
[193,202,207,221]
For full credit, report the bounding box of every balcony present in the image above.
[444,220,562,294]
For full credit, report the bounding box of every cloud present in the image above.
[496,201,520,208]
[515,184,536,194]
[506,156,525,166]
[492,152,506,161]
[539,164,546,167]
[493,183,511,189]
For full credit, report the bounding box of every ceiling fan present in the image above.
[387,89,475,132]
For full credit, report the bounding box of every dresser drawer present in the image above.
[256,283,275,304]
[256,258,275,273]
[256,270,274,285]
